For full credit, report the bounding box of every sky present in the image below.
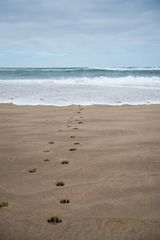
[0,0,160,67]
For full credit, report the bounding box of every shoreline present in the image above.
[0,104,160,239]
[1,102,160,107]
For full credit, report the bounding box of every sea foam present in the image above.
[0,68,160,106]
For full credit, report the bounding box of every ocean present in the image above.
[0,67,160,106]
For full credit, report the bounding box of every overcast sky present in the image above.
[0,0,160,67]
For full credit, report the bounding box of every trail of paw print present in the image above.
[48,141,54,144]
[60,199,70,204]
[70,135,75,138]
[44,139,54,155]
[44,158,50,162]
[0,202,9,208]
[50,110,81,226]
[69,148,77,151]
[73,127,79,130]
[61,160,69,165]
[28,168,36,173]
[44,150,50,153]
[47,216,62,224]
[56,181,65,187]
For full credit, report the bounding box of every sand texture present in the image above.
[0,104,160,240]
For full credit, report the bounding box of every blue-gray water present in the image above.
[0,67,160,105]
[0,67,160,79]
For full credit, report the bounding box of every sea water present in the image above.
[0,67,160,106]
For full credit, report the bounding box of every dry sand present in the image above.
[0,104,160,240]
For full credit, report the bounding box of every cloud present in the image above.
[0,49,67,57]
[0,0,159,66]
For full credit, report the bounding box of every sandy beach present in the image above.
[0,103,160,240]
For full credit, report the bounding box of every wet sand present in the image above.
[0,104,160,240]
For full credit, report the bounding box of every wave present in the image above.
[1,76,160,89]
[88,67,160,71]
[1,75,160,106]
[0,67,160,80]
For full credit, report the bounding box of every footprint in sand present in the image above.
[44,150,50,153]
[0,202,9,208]
[70,135,75,138]
[77,111,81,113]
[28,168,36,173]
[48,141,54,144]
[69,148,77,151]
[73,127,79,130]
[47,216,62,224]
[78,121,83,124]
[44,158,50,162]
[67,125,71,128]
[60,199,70,204]
[56,181,65,186]
[61,160,69,165]
[74,142,80,145]
[58,130,63,132]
